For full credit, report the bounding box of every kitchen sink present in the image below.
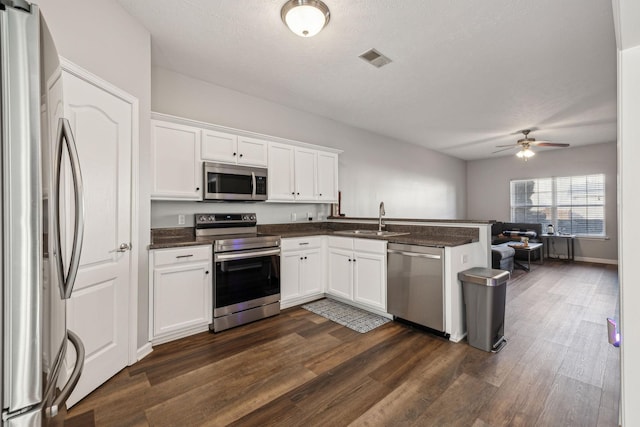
[333,229,410,237]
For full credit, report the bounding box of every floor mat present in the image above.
[302,298,391,333]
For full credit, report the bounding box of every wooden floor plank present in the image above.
[535,374,602,426]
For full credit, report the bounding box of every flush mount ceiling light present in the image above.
[281,0,330,37]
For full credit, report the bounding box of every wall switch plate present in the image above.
[178,214,185,225]
[461,254,468,264]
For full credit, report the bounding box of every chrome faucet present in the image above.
[378,201,386,231]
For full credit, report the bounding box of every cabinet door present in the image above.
[281,251,302,301]
[327,248,353,300]
[294,148,317,201]
[353,251,387,311]
[301,249,323,296]
[201,129,238,163]
[153,261,212,337]
[268,142,295,201]
[237,136,268,167]
[151,120,201,200]
[317,151,338,202]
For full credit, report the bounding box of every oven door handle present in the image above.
[215,248,280,262]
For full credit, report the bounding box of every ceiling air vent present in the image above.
[359,48,392,68]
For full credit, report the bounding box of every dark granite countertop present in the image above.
[149,220,480,250]
[328,216,495,224]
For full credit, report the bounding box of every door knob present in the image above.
[117,243,131,252]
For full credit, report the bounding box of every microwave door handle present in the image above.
[54,118,85,299]
[251,172,256,199]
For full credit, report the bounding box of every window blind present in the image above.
[510,174,605,236]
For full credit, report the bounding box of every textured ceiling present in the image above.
[117,0,617,160]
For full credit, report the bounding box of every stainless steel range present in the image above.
[196,213,281,332]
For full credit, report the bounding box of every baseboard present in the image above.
[280,294,324,310]
[136,342,153,362]
[574,256,618,265]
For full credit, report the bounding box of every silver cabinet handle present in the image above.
[47,329,85,418]
[53,118,85,299]
[176,254,194,259]
[117,243,131,252]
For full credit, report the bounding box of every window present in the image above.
[510,174,605,236]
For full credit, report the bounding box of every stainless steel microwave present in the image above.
[203,163,268,201]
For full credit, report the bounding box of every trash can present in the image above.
[458,267,510,352]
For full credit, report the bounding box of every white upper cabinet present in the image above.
[201,129,237,164]
[316,151,338,202]
[268,143,339,203]
[294,148,317,201]
[237,136,268,166]
[201,130,268,167]
[151,113,340,202]
[268,142,296,201]
[151,120,202,200]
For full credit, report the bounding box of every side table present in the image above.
[541,234,576,261]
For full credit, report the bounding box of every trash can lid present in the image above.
[458,267,510,286]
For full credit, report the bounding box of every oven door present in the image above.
[203,163,267,201]
[213,248,280,317]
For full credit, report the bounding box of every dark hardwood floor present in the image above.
[64,261,620,426]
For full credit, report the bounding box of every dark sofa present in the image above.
[491,222,543,271]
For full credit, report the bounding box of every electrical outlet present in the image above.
[461,254,468,264]
[178,214,185,225]
[291,213,297,221]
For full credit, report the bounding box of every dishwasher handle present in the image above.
[387,248,441,260]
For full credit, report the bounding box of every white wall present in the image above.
[37,0,152,349]
[467,142,618,263]
[614,0,640,422]
[151,67,467,223]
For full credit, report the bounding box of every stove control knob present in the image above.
[242,215,249,221]
[250,215,256,221]
[198,215,207,222]
[208,215,215,222]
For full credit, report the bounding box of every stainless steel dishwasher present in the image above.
[387,243,445,332]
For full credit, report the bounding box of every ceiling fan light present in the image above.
[516,148,535,159]
[281,0,330,37]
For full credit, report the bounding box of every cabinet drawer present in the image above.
[354,238,387,254]
[153,245,211,266]
[281,236,323,251]
[328,236,354,250]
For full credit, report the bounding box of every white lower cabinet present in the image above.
[281,237,325,308]
[327,237,387,312]
[149,245,212,344]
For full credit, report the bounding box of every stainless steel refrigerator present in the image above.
[1,1,85,425]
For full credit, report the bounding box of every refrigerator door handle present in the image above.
[53,118,85,299]
[46,330,85,418]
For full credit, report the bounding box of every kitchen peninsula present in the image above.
[150,218,492,343]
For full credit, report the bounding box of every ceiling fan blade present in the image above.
[492,146,518,154]
[532,142,570,147]
[495,144,518,148]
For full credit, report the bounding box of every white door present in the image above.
[294,148,317,201]
[327,248,353,300]
[56,65,135,407]
[267,142,295,201]
[301,249,323,296]
[353,252,386,311]
[237,136,268,167]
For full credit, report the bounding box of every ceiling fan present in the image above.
[493,129,570,161]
